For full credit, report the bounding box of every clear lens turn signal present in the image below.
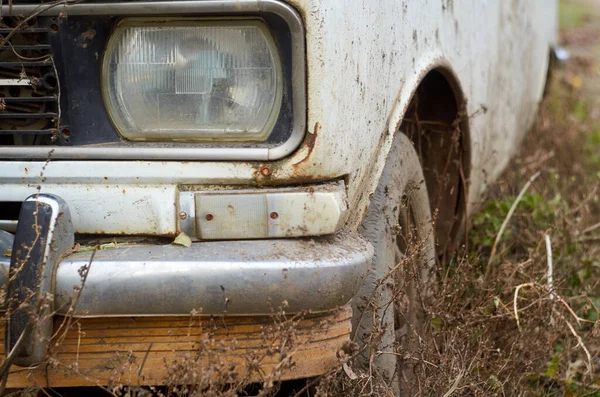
[178,181,348,240]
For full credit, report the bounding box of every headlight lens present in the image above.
[103,19,283,142]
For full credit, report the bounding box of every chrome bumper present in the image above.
[53,234,371,317]
[4,233,373,317]
[1,193,372,365]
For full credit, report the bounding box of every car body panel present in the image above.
[0,0,558,236]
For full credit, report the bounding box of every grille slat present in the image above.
[0,27,48,34]
[0,112,56,119]
[0,60,53,67]
[0,129,55,135]
[1,96,56,102]
[0,21,59,143]
[0,44,51,51]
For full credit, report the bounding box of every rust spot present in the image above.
[80,28,96,49]
[122,189,126,194]
[103,176,108,181]
[293,122,320,167]
[260,166,272,177]
[24,168,28,174]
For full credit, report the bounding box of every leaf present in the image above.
[553,342,564,353]
[493,297,501,308]
[479,301,496,316]
[577,266,592,281]
[99,242,117,250]
[173,232,192,248]
[77,241,117,252]
[77,245,96,253]
[487,375,503,392]
[573,99,587,120]
[342,362,358,380]
[569,76,583,89]
[546,355,560,377]
[431,317,442,330]
[2,248,11,258]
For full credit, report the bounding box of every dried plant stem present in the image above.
[513,282,535,331]
[0,0,80,46]
[0,324,31,378]
[291,374,326,397]
[485,171,541,282]
[545,234,555,300]
[441,369,465,397]
[376,351,439,368]
[52,247,95,346]
[53,361,118,397]
[581,221,600,234]
[513,246,594,378]
[137,343,153,387]
[555,309,593,375]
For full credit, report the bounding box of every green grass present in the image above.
[559,0,595,28]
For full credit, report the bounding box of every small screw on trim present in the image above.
[179,211,187,220]
[270,212,279,220]
[260,167,272,177]
[205,214,214,221]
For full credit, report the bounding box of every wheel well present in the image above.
[400,68,470,255]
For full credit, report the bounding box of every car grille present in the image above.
[0,19,59,145]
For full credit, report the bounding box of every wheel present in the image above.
[352,132,437,395]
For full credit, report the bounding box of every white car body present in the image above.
[0,0,558,387]
[0,1,557,236]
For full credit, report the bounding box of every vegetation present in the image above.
[410,2,600,393]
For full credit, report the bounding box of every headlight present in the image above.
[103,19,283,142]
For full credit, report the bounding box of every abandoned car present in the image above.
[0,0,558,392]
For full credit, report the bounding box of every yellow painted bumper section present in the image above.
[1,306,351,387]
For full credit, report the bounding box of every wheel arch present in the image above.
[391,60,472,255]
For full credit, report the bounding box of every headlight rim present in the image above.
[101,17,285,143]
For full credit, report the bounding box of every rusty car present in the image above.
[0,0,558,393]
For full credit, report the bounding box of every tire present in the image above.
[352,132,437,395]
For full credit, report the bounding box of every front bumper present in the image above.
[53,233,371,317]
[1,193,372,366]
